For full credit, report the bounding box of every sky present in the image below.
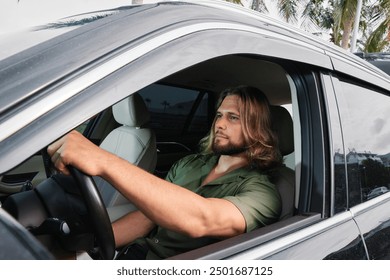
[0,0,328,38]
[0,0,287,36]
[0,0,154,35]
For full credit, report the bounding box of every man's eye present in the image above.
[230,115,239,120]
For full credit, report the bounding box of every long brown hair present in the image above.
[200,85,282,170]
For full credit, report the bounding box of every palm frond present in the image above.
[364,18,390,52]
[251,0,269,13]
[277,0,299,24]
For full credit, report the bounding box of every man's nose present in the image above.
[216,117,227,129]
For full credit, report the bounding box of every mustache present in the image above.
[214,130,228,138]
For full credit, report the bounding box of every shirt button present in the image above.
[154,238,159,243]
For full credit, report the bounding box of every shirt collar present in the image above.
[200,154,253,186]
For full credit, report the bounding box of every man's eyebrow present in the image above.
[226,111,240,116]
[217,109,240,114]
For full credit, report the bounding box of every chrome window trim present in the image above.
[326,50,390,89]
[350,192,390,216]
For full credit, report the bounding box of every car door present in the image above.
[0,122,91,198]
[329,75,390,260]
[1,2,389,260]
[0,154,46,196]
[169,66,368,260]
[249,63,390,260]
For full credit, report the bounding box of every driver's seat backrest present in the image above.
[269,105,295,220]
[94,93,157,208]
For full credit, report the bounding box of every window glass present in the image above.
[187,93,209,135]
[138,84,209,150]
[76,120,90,134]
[336,82,390,206]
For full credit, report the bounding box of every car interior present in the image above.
[0,53,301,259]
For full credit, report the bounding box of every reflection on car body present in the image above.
[367,186,389,200]
[355,52,390,76]
[0,0,390,260]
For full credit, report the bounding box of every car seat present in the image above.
[269,105,295,220]
[94,93,157,218]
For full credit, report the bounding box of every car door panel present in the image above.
[352,193,390,259]
[169,213,322,259]
[0,155,46,195]
[229,211,366,259]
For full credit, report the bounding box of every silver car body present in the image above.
[0,0,389,259]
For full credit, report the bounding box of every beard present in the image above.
[212,140,247,156]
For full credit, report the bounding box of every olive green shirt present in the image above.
[138,154,281,259]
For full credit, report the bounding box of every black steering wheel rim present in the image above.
[68,166,115,260]
[41,148,57,178]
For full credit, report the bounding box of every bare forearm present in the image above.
[103,157,205,234]
[47,131,245,239]
[112,211,155,248]
[101,154,245,238]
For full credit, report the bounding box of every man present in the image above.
[48,85,282,259]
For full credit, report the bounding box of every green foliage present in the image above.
[244,0,390,52]
[362,0,390,52]
[364,20,390,52]
[277,0,299,24]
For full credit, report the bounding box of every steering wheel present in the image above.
[68,166,115,260]
[40,147,115,259]
[41,147,57,178]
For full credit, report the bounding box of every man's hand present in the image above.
[47,130,109,176]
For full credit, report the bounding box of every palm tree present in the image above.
[251,0,300,24]
[276,0,300,24]
[361,0,390,52]
[161,101,170,112]
[250,0,269,13]
[298,0,361,49]
[334,0,361,49]
[247,0,389,51]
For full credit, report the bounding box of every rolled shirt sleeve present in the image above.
[223,175,281,232]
